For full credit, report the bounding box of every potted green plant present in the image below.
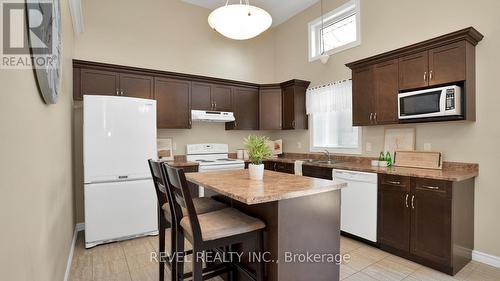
[244,135,272,180]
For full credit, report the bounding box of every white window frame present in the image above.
[309,115,363,155]
[308,0,361,62]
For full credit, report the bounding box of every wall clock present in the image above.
[26,0,62,104]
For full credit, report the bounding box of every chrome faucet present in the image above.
[324,149,331,162]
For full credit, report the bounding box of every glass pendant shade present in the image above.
[208,4,272,40]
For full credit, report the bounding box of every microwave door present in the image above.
[399,90,442,119]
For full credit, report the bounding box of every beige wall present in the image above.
[74,0,274,83]
[273,0,500,257]
[0,1,75,280]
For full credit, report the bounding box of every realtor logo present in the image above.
[1,0,58,69]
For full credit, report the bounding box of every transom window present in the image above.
[308,0,360,62]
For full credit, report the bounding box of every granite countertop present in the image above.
[168,154,478,182]
[185,169,347,205]
[265,157,478,182]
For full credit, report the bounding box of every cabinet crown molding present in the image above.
[346,27,484,69]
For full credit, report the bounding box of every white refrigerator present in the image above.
[84,95,158,248]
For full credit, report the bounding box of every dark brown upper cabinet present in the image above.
[428,41,467,86]
[79,69,119,97]
[374,59,399,124]
[155,78,191,129]
[212,85,233,111]
[226,87,259,130]
[346,27,483,125]
[352,66,375,126]
[119,73,154,99]
[191,82,213,111]
[400,42,467,91]
[399,51,429,90]
[191,83,232,111]
[76,68,153,99]
[259,85,282,130]
[73,60,310,131]
[281,80,310,130]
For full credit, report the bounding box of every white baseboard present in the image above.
[63,223,85,281]
[76,222,85,232]
[472,250,500,268]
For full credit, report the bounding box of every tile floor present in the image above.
[69,230,500,281]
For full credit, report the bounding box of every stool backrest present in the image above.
[162,163,202,241]
[148,159,168,209]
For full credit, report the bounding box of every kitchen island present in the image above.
[186,169,347,281]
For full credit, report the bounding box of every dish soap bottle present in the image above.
[379,152,385,162]
[385,151,393,166]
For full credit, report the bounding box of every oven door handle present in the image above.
[198,164,245,171]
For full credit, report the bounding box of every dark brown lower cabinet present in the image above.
[302,165,333,180]
[378,175,411,253]
[378,174,474,275]
[411,178,452,267]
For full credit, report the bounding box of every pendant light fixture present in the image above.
[208,0,272,40]
[319,0,330,64]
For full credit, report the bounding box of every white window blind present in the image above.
[306,80,361,153]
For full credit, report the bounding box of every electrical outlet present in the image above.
[297,142,302,149]
[366,142,372,152]
[173,142,177,151]
[424,143,432,151]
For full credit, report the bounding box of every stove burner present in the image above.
[216,158,236,161]
[195,159,215,163]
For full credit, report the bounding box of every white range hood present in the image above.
[191,110,235,122]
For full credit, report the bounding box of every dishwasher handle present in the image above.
[333,169,377,183]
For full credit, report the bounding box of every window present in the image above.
[306,80,361,154]
[308,0,360,62]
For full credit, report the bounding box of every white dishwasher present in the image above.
[334,169,378,242]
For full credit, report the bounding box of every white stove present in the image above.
[186,144,245,196]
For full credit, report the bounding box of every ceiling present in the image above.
[182,0,319,27]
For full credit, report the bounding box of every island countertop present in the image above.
[185,169,347,205]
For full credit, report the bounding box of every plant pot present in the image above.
[248,163,264,180]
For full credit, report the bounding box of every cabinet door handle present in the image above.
[374,112,377,121]
[405,194,409,208]
[422,185,439,190]
[411,195,415,209]
[214,101,217,109]
[292,120,295,128]
[120,90,124,96]
[369,113,373,121]
[385,180,401,185]
[429,70,433,80]
[424,71,427,82]
[116,89,120,96]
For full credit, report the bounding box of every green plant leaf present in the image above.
[244,135,273,165]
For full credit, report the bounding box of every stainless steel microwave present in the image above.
[398,85,462,120]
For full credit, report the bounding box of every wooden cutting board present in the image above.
[393,151,443,170]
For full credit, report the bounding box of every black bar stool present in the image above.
[162,163,266,281]
[148,160,227,281]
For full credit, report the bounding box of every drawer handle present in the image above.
[385,180,401,185]
[422,185,440,190]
